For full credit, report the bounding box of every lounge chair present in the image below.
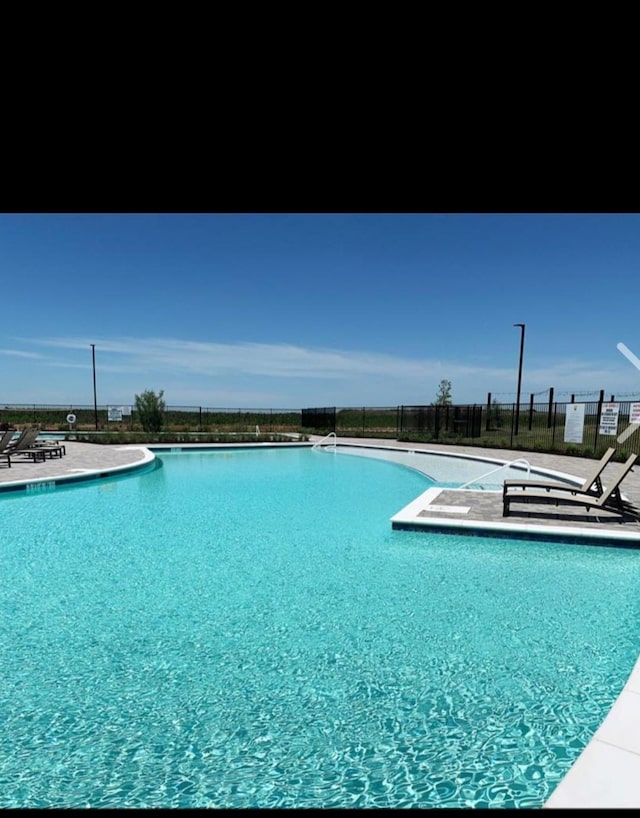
[28,434,66,456]
[503,454,639,518]
[6,427,39,451]
[0,429,16,452]
[503,447,617,497]
[6,427,50,462]
[0,429,13,467]
[6,427,66,460]
[5,428,29,450]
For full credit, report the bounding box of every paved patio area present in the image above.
[0,441,149,486]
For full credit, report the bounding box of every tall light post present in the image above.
[90,344,98,431]
[513,323,526,436]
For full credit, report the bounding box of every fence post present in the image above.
[528,393,534,431]
[594,389,604,451]
[362,407,365,436]
[486,392,492,430]
[510,403,515,447]
[547,387,554,428]
[552,403,557,446]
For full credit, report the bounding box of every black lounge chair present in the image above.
[0,429,13,467]
[29,435,66,457]
[6,427,66,461]
[502,447,617,497]
[0,429,15,452]
[6,427,40,454]
[503,454,639,519]
[4,428,30,451]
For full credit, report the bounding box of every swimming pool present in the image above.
[315,442,574,490]
[1,446,639,808]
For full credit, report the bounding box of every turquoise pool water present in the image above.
[1,447,640,808]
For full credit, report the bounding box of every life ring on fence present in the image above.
[66,413,77,424]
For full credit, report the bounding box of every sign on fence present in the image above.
[108,406,132,421]
[599,402,620,436]
[564,403,585,443]
[630,403,640,424]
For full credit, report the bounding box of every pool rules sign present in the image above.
[107,406,131,422]
[599,402,620,436]
[564,403,585,443]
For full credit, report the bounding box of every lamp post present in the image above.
[90,344,98,431]
[513,323,526,437]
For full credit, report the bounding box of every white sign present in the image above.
[599,402,620,436]
[564,403,585,443]
[120,405,132,416]
[108,407,123,422]
[66,413,76,425]
[616,345,640,444]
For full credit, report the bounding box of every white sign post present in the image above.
[564,403,585,443]
[599,402,620,436]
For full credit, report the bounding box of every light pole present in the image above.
[90,344,98,430]
[513,323,526,436]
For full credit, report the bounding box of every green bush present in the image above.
[134,389,166,433]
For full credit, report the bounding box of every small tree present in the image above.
[433,379,452,406]
[134,389,166,432]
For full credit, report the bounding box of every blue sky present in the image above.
[2,212,640,409]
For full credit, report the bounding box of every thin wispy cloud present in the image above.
[0,348,46,360]
[18,336,514,381]
[6,335,640,406]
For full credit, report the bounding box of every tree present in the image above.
[434,379,452,406]
[134,389,166,432]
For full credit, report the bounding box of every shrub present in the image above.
[134,389,166,433]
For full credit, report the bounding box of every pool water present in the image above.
[1,447,639,808]
[329,444,568,491]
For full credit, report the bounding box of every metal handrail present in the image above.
[312,431,337,452]
[458,458,531,489]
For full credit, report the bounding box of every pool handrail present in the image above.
[312,431,337,452]
[458,457,531,489]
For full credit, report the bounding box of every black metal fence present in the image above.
[0,404,303,433]
[4,395,640,457]
[300,395,640,458]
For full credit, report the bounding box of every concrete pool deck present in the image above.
[0,441,153,488]
[2,436,640,807]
